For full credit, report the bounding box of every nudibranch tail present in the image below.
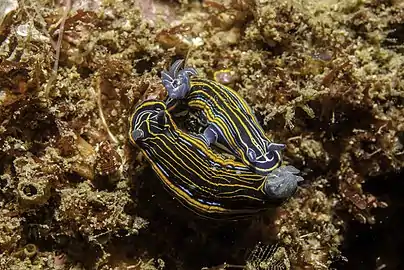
[161,60,198,99]
[263,165,304,199]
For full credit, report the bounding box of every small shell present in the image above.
[70,136,96,180]
[95,141,122,176]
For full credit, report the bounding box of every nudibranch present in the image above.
[129,99,302,219]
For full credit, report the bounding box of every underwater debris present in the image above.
[245,242,290,270]
[16,23,50,44]
[201,242,290,270]
[125,257,165,270]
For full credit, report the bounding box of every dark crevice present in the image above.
[335,170,404,270]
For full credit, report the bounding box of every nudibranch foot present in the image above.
[200,124,220,146]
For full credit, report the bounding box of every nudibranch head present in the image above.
[129,100,169,145]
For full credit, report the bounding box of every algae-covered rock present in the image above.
[0,209,21,252]
[0,0,403,269]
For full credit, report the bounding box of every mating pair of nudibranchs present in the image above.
[129,60,303,219]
